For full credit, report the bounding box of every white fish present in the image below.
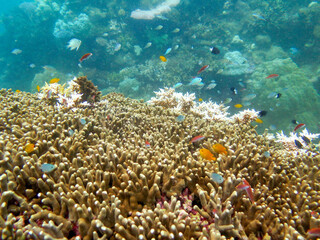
[173,83,183,88]
[29,63,36,68]
[102,32,109,37]
[144,42,152,49]
[66,38,82,51]
[174,44,179,50]
[223,98,232,104]
[155,25,163,30]
[11,48,22,55]
[164,47,172,55]
[188,77,202,86]
[172,28,180,33]
[206,83,217,90]
[114,43,121,52]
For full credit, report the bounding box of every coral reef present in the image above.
[0,88,320,239]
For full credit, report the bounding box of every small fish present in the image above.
[266,74,279,79]
[16,90,21,93]
[234,104,243,108]
[40,163,57,173]
[292,119,299,125]
[176,115,185,122]
[294,139,303,149]
[188,77,202,86]
[49,78,60,84]
[212,143,228,155]
[190,136,205,144]
[242,93,256,102]
[274,93,282,99]
[37,85,40,92]
[114,43,121,52]
[173,44,179,50]
[164,48,172,55]
[159,56,167,62]
[172,28,180,33]
[301,136,311,144]
[263,151,270,158]
[155,25,163,30]
[67,38,82,51]
[80,118,86,125]
[25,143,35,153]
[11,48,22,55]
[69,129,74,136]
[199,98,203,102]
[258,110,267,117]
[145,140,151,148]
[255,118,263,124]
[223,98,232,104]
[79,53,93,63]
[293,123,305,132]
[211,173,224,184]
[29,63,36,68]
[289,47,298,55]
[199,148,216,161]
[210,46,220,55]
[307,228,320,237]
[230,87,237,95]
[252,13,266,21]
[206,82,217,90]
[173,83,183,89]
[267,92,278,98]
[197,65,209,74]
[144,42,152,49]
[236,179,254,203]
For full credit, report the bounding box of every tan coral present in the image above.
[0,89,319,240]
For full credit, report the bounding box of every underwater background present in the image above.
[0,0,319,134]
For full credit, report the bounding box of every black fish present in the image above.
[211,47,220,55]
[294,140,303,149]
[292,119,299,125]
[275,93,282,98]
[230,87,237,95]
[301,136,311,144]
[258,110,267,117]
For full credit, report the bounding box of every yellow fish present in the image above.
[49,78,60,84]
[159,56,167,62]
[234,104,243,108]
[212,143,228,156]
[37,85,40,92]
[199,148,216,161]
[16,90,21,93]
[199,98,203,102]
[255,118,263,124]
[25,143,35,153]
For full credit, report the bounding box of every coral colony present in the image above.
[1,85,320,239]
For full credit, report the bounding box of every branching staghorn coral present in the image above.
[0,88,320,240]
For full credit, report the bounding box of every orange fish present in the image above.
[159,56,167,62]
[255,118,263,124]
[49,78,60,84]
[236,179,254,203]
[25,143,35,153]
[266,74,279,79]
[79,53,93,62]
[199,148,216,161]
[37,85,40,92]
[16,90,21,93]
[234,104,243,108]
[212,143,228,155]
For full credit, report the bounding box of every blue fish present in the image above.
[80,118,86,125]
[69,129,74,136]
[40,163,57,173]
[188,77,202,86]
[211,173,224,184]
[176,115,185,122]
[173,83,183,89]
[164,47,172,55]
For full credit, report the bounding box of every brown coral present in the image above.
[75,76,101,103]
[0,88,319,239]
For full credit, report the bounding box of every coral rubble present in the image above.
[0,88,320,240]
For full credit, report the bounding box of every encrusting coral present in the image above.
[0,87,320,240]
